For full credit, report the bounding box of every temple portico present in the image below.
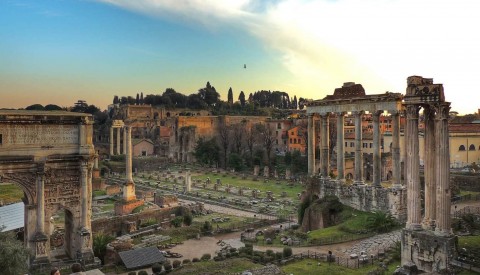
[109,120,125,157]
[306,83,404,187]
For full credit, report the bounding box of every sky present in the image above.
[0,0,479,114]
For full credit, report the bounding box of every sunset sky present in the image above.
[1,0,479,114]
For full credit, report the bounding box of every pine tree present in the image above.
[227,87,233,105]
[238,91,246,107]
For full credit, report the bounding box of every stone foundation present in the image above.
[114,199,144,215]
[401,229,456,273]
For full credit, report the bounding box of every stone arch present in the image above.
[459,145,466,151]
[469,144,476,151]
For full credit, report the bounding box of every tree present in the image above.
[0,227,30,275]
[217,119,230,169]
[198,82,220,107]
[292,95,298,109]
[231,123,244,154]
[245,125,255,162]
[136,93,140,105]
[228,153,244,171]
[255,123,276,167]
[238,91,246,107]
[25,104,44,110]
[366,211,398,233]
[298,97,305,110]
[194,138,220,166]
[93,232,115,264]
[113,95,119,104]
[140,92,144,104]
[227,87,233,105]
[44,104,62,111]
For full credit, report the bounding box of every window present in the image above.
[369,143,373,148]
[350,142,354,147]
[291,131,294,135]
[277,123,281,129]
[290,138,292,143]
[0,134,2,145]
[276,139,278,145]
[294,139,297,144]
[299,139,302,144]
[459,145,466,151]
[345,142,348,147]
[469,144,476,151]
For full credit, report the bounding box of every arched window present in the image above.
[459,145,466,151]
[469,144,476,151]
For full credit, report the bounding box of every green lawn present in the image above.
[192,172,303,198]
[281,258,390,275]
[458,235,480,250]
[170,258,262,275]
[0,183,24,204]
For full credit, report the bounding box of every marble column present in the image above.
[116,127,121,155]
[126,126,133,183]
[422,106,436,230]
[354,111,364,184]
[36,169,45,234]
[307,114,315,175]
[373,111,382,187]
[123,127,127,154]
[391,111,401,188]
[336,112,345,180]
[320,113,330,177]
[405,105,422,230]
[435,103,451,236]
[80,161,88,228]
[94,153,99,169]
[109,127,114,156]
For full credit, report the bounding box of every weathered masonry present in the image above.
[0,111,96,267]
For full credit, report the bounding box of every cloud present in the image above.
[97,0,480,113]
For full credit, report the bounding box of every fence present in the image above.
[453,206,480,218]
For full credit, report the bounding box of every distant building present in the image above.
[132,139,154,156]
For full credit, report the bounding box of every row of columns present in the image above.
[109,127,127,156]
[405,103,451,235]
[307,111,401,187]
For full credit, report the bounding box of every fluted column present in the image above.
[80,161,88,228]
[109,127,114,156]
[354,111,364,184]
[391,111,401,187]
[307,114,315,175]
[123,127,127,154]
[422,106,436,230]
[373,110,382,187]
[320,113,330,177]
[36,168,45,234]
[126,126,133,183]
[116,127,121,155]
[405,105,422,230]
[435,103,451,236]
[336,112,345,180]
[94,152,99,169]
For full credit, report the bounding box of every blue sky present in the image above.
[1,0,479,114]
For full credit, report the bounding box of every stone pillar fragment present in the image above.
[405,105,422,230]
[320,113,329,177]
[336,112,345,180]
[307,114,315,175]
[80,161,88,228]
[36,168,45,234]
[123,127,127,154]
[372,110,382,187]
[422,106,436,230]
[391,111,401,187]
[109,127,114,156]
[116,127,121,155]
[123,126,136,201]
[353,111,364,184]
[435,103,451,236]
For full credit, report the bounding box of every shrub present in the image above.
[283,247,293,258]
[182,259,191,264]
[366,211,398,233]
[172,260,181,268]
[128,272,137,275]
[202,221,213,233]
[201,253,211,261]
[151,263,163,274]
[275,252,283,260]
[183,212,193,226]
[266,250,274,257]
[164,263,172,272]
[192,258,200,262]
[138,271,148,275]
[171,217,183,228]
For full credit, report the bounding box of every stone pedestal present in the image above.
[114,199,144,215]
[253,165,260,176]
[263,166,269,178]
[401,229,456,273]
[285,168,291,180]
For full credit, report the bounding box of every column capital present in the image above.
[335,111,346,116]
[319,112,330,118]
[405,104,420,119]
[352,110,364,117]
[433,102,451,120]
[372,110,383,122]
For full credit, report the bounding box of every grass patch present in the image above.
[93,190,107,197]
[169,258,262,275]
[281,258,391,275]
[0,183,24,204]
[192,172,303,198]
[458,235,480,250]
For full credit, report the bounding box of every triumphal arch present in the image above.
[0,110,95,266]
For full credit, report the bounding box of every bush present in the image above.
[192,258,200,262]
[151,263,163,274]
[128,272,137,275]
[266,250,274,257]
[138,271,148,275]
[283,247,293,258]
[164,263,172,271]
[275,252,283,260]
[183,212,193,226]
[202,221,213,233]
[201,253,211,261]
[171,217,183,228]
[182,259,191,264]
[172,260,181,268]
